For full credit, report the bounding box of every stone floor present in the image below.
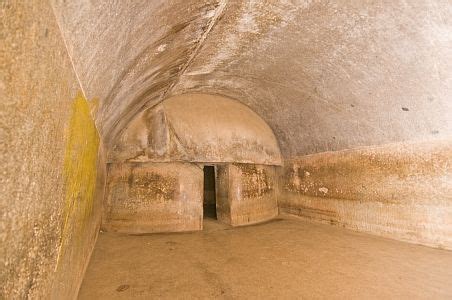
[79,215,452,299]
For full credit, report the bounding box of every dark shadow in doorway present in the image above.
[203,166,216,219]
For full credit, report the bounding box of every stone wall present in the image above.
[108,94,282,166]
[103,162,203,233]
[1,1,105,298]
[217,164,278,226]
[279,139,452,249]
[52,1,452,158]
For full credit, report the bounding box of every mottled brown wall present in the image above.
[1,1,105,298]
[103,93,282,233]
[217,164,278,226]
[103,162,203,233]
[279,139,452,249]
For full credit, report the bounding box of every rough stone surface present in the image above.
[103,162,203,233]
[50,0,452,248]
[4,1,452,297]
[279,139,452,249]
[109,94,282,165]
[0,1,105,298]
[52,0,452,157]
[51,0,226,145]
[217,164,278,226]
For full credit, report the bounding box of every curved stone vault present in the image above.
[52,0,452,156]
[2,1,452,299]
[109,93,282,165]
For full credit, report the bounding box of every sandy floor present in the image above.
[79,215,452,299]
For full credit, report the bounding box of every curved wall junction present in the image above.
[50,0,452,250]
[3,1,452,298]
[109,93,282,165]
[103,94,282,233]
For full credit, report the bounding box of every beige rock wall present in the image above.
[279,139,452,249]
[1,1,105,298]
[52,0,452,157]
[51,0,452,248]
[217,164,278,226]
[103,162,203,233]
[3,3,451,298]
[108,94,282,166]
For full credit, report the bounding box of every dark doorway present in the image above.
[203,166,217,219]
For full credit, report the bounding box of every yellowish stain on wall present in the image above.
[56,92,100,268]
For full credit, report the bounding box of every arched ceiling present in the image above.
[109,94,282,165]
[51,0,452,158]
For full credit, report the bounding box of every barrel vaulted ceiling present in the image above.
[51,0,452,158]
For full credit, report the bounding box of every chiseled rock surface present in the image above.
[108,94,282,165]
[103,162,203,233]
[52,0,452,156]
[3,0,452,298]
[1,1,105,299]
[217,163,278,226]
[279,139,452,249]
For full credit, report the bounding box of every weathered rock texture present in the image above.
[51,0,228,145]
[109,94,282,165]
[3,0,452,297]
[279,139,452,249]
[103,93,282,233]
[103,162,203,233]
[51,0,452,157]
[1,1,105,298]
[217,164,278,226]
[50,0,452,248]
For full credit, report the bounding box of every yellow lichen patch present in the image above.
[56,92,100,268]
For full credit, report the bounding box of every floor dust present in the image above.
[78,215,452,299]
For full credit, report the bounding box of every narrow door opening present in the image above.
[203,165,217,219]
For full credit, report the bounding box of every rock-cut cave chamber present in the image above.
[2,1,452,299]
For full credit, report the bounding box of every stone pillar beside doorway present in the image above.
[216,163,278,226]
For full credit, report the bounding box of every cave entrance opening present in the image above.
[203,165,217,220]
